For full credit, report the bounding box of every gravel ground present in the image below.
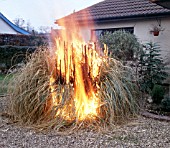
[0,96,170,148]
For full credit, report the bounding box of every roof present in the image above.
[150,0,170,9]
[0,12,30,35]
[56,0,170,24]
[151,0,170,2]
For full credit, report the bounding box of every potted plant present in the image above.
[150,25,164,36]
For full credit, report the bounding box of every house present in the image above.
[0,12,30,35]
[55,0,170,58]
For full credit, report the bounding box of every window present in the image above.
[91,27,134,41]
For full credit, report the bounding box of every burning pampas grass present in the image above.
[7,42,138,131]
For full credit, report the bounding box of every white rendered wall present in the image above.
[80,17,170,61]
[0,18,18,34]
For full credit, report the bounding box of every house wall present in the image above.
[134,18,170,60]
[80,17,170,61]
[0,18,18,34]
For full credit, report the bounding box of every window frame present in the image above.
[91,27,134,41]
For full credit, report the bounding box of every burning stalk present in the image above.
[50,40,103,121]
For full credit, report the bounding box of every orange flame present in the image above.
[50,10,103,121]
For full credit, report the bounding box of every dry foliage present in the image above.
[7,46,138,132]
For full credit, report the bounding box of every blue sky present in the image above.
[0,0,103,30]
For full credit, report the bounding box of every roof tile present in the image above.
[56,0,170,23]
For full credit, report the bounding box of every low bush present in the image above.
[99,30,142,61]
[161,95,170,111]
[151,84,165,104]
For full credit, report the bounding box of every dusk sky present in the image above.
[0,0,103,30]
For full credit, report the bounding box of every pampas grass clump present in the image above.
[99,59,138,124]
[8,46,138,131]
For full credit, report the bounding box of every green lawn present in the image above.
[0,73,5,80]
[0,73,13,95]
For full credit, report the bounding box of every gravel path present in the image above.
[0,96,170,148]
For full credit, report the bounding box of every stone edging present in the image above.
[141,111,170,122]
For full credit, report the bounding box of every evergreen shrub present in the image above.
[138,42,168,94]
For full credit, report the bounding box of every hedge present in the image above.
[0,45,37,73]
[0,34,50,73]
[0,34,48,46]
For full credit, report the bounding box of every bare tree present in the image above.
[26,21,34,33]
[13,18,36,34]
[13,18,25,29]
[39,26,50,34]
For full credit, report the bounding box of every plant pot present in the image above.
[153,31,159,36]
